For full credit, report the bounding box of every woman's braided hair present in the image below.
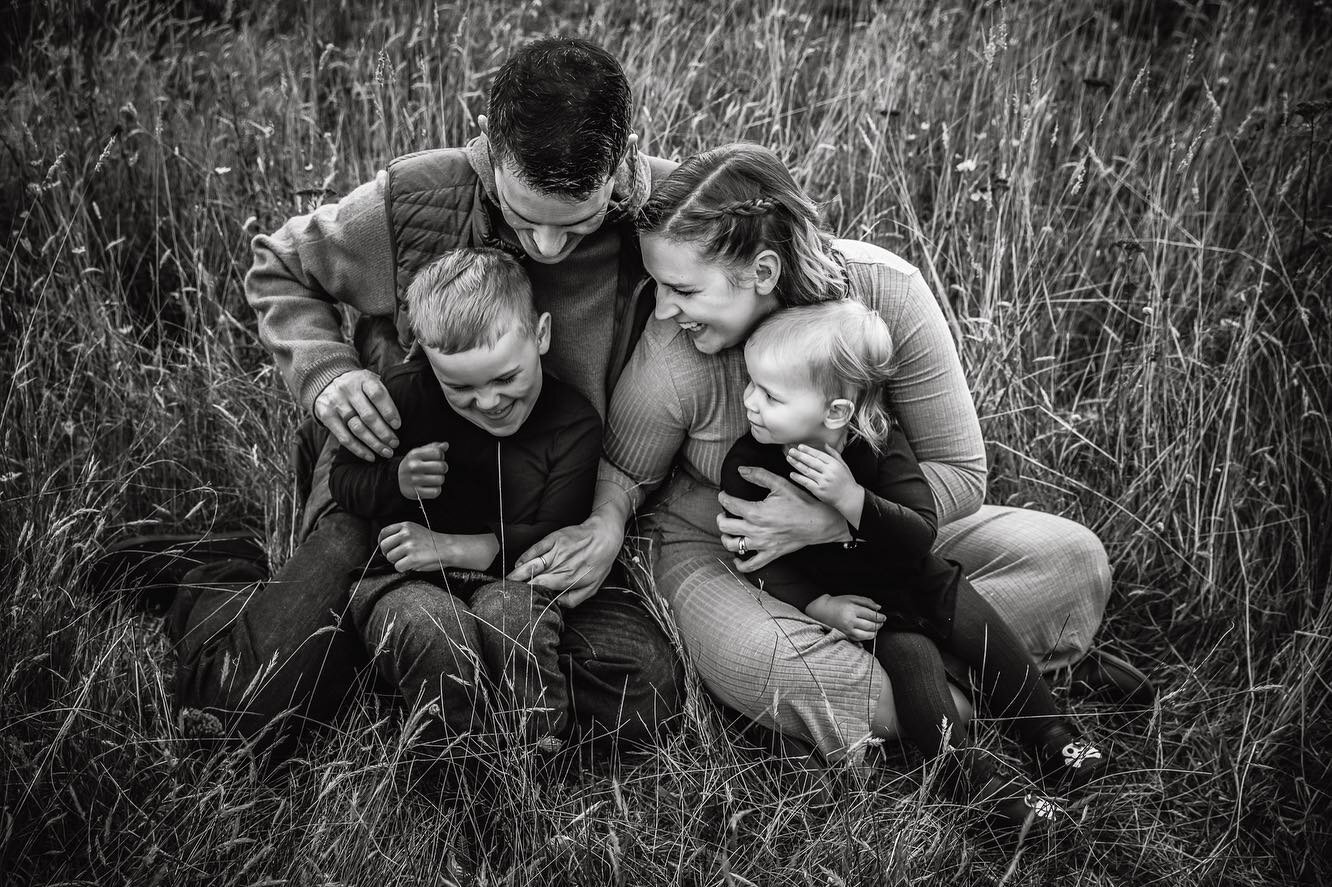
[636,144,845,306]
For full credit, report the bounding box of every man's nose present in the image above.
[531,226,567,257]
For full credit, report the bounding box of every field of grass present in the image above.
[2,0,1329,883]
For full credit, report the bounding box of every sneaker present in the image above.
[86,532,267,612]
[1032,728,1110,795]
[1069,648,1156,708]
[974,771,1064,834]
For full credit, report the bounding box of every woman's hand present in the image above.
[379,521,451,573]
[507,511,625,607]
[805,594,886,642]
[717,466,852,571]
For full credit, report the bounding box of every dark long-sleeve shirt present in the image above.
[721,427,959,640]
[330,356,601,577]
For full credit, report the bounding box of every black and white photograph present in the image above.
[2,0,1328,883]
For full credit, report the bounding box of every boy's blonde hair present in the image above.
[406,248,538,354]
[746,300,896,451]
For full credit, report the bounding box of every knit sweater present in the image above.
[244,137,676,418]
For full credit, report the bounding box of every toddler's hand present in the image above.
[379,522,451,573]
[786,444,860,513]
[806,594,886,642]
[398,441,448,500]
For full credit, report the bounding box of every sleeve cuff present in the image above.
[298,354,362,416]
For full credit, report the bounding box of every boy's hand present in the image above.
[786,444,861,514]
[398,442,449,500]
[379,522,452,573]
[805,594,886,642]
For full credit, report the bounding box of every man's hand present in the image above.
[507,513,624,608]
[398,442,448,500]
[315,369,401,461]
[379,522,451,573]
[786,444,861,514]
[717,466,851,571]
[805,594,886,642]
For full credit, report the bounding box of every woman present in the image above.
[512,143,1112,762]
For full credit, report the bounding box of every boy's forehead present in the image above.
[423,326,536,383]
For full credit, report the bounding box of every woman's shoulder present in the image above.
[831,239,934,322]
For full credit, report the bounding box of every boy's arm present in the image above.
[329,372,423,521]
[486,406,604,575]
[851,426,939,558]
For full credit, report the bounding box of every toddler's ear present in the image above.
[824,398,855,429]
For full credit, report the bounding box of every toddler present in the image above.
[722,299,1108,830]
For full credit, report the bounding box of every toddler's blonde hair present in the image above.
[745,300,896,451]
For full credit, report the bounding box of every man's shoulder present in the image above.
[385,148,479,199]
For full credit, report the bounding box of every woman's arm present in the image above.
[879,268,987,523]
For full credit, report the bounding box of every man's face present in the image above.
[422,314,550,437]
[493,161,614,264]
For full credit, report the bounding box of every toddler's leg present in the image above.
[947,577,1108,791]
[874,631,964,758]
[471,579,568,748]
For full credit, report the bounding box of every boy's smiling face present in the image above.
[422,313,551,437]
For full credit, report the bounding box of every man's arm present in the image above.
[246,174,402,459]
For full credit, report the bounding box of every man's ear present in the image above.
[477,115,490,135]
[753,249,782,297]
[825,398,855,430]
[535,312,552,356]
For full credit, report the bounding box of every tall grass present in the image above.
[2,0,1329,883]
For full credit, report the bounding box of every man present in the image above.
[167,36,684,753]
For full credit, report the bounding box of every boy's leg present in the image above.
[172,510,373,751]
[360,577,484,735]
[932,505,1111,670]
[556,581,684,746]
[471,580,568,744]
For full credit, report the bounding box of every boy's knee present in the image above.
[471,580,556,630]
[368,583,478,659]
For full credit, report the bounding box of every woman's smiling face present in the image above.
[640,234,780,355]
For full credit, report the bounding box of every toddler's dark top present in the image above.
[330,354,602,577]
[721,426,959,640]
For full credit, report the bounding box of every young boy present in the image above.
[329,248,601,749]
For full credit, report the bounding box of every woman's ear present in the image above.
[825,398,854,429]
[535,312,552,355]
[752,250,782,297]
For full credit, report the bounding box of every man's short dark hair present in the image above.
[487,36,632,199]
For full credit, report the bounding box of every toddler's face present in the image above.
[422,316,550,437]
[741,345,832,447]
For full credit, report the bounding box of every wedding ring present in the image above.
[737,536,748,557]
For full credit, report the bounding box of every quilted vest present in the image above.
[382,148,657,403]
